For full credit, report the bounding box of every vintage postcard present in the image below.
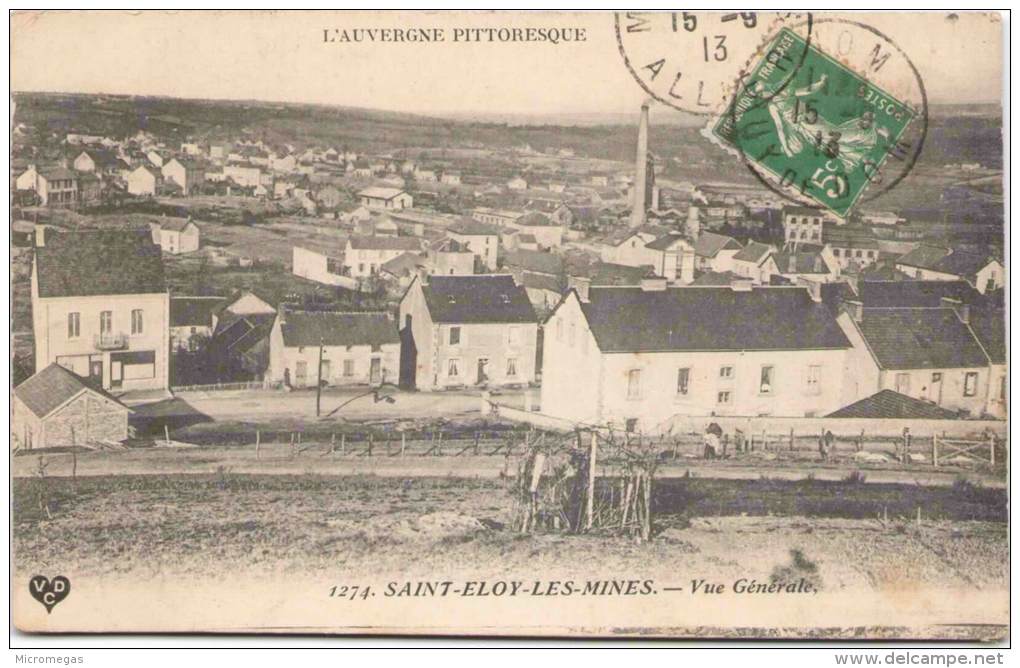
[9,10,1007,640]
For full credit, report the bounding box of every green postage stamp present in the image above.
[712,27,918,218]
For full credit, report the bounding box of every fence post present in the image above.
[341,432,346,456]
[436,430,443,456]
[255,430,261,460]
[989,432,996,467]
[165,424,171,447]
[858,429,864,452]
[790,428,795,452]
[474,431,480,456]
[330,432,335,454]
[401,432,406,456]
[585,431,598,531]
[368,432,373,457]
[932,432,938,467]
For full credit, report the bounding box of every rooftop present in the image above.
[852,307,990,370]
[421,275,537,324]
[15,363,128,419]
[579,286,851,353]
[694,232,741,258]
[358,186,406,200]
[448,218,500,236]
[280,310,399,348]
[35,229,166,298]
[348,235,422,252]
[826,390,961,419]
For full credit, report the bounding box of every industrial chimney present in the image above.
[629,102,651,229]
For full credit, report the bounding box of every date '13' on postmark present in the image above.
[711,26,922,218]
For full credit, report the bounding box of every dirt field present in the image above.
[13,473,1006,583]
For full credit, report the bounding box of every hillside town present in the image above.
[10,96,1007,450]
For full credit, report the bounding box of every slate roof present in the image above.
[421,275,537,324]
[14,363,128,419]
[694,232,741,258]
[968,308,1006,365]
[380,252,425,276]
[732,241,773,264]
[448,218,500,236]
[520,271,563,294]
[645,233,690,251]
[774,247,831,274]
[826,390,961,419]
[502,248,563,276]
[853,307,990,370]
[157,218,198,233]
[856,280,983,308]
[896,245,994,278]
[170,296,225,328]
[35,229,166,298]
[38,166,77,181]
[579,286,851,353]
[279,310,399,348]
[783,205,826,217]
[348,236,422,251]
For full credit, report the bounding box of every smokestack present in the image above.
[630,102,650,229]
[34,223,45,248]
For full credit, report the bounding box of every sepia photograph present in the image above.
[7,9,1009,648]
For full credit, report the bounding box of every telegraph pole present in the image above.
[315,337,324,417]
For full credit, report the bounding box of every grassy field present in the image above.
[13,473,1007,591]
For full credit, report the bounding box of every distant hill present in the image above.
[12,92,1003,172]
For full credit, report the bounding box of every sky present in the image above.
[11,11,1005,119]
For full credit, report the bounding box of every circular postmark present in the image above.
[711,18,928,218]
[615,11,813,116]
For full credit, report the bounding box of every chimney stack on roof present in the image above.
[640,276,668,292]
[844,299,864,323]
[568,275,592,303]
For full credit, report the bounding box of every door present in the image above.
[89,360,103,384]
[476,358,489,386]
[370,358,382,385]
[319,360,331,387]
[110,360,123,389]
[295,361,307,387]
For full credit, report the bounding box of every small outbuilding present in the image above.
[12,363,132,450]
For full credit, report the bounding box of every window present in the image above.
[895,373,911,395]
[625,418,638,433]
[448,358,460,377]
[67,312,80,339]
[806,365,821,395]
[131,309,144,335]
[760,366,774,394]
[100,311,112,334]
[832,248,841,257]
[964,372,978,397]
[677,368,690,396]
[343,359,354,377]
[717,391,731,405]
[719,366,734,379]
[931,372,942,383]
[627,369,642,400]
[508,326,520,346]
[449,326,461,345]
[506,358,518,377]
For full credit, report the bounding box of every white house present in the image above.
[127,165,162,196]
[31,228,170,393]
[503,212,564,249]
[358,187,413,210]
[397,275,539,390]
[170,295,224,352]
[730,242,779,284]
[693,232,742,273]
[161,158,205,195]
[16,165,80,206]
[837,299,996,416]
[601,230,658,267]
[507,176,528,191]
[267,308,400,388]
[540,283,853,432]
[343,236,424,278]
[150,219,201,255]
[447,218,500,270]
[643,233,696,284]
